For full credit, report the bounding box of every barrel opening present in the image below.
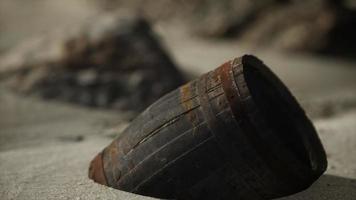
[242,56,323,171]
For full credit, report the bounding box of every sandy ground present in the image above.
[1,34,356,199]
[1,0,356,199]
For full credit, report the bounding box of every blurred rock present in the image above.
[237,0,356,56]
[0,15,184,112]
[195,0,356,57]
[93,0,356,57]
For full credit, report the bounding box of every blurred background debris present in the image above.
[93,0,356,57]
[0,0,355,200]
[0,14,184,112]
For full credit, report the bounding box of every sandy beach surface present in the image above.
[1,31,356,199]
[1,1,356,199]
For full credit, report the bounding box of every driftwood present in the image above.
[89,55,327,200]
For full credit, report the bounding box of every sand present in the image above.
[1,39,356,199]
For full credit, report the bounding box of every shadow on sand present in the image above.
[279,174,356,200]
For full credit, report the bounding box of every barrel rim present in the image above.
[241,55,327,180]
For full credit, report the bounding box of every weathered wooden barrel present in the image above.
[89,55,327,200]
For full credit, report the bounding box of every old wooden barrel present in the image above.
[89,55,327,200]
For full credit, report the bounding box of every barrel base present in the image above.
[89,153,108,185]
